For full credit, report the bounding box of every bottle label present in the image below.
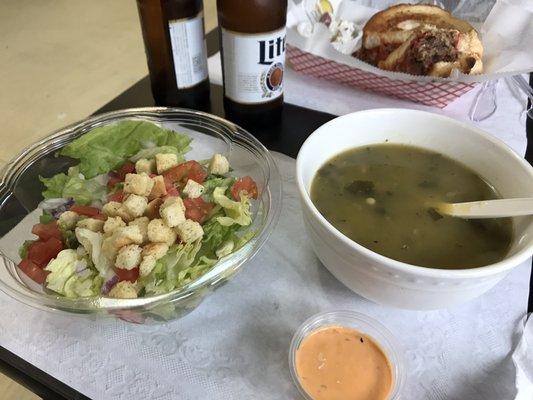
[168,13,208,89]
[221,27,286,104]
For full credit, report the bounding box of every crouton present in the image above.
[124,173,154,196]
[139,255,157,277]
[155,153,179,174]
[101,236,119,262]
[122,194,148,218]
[149,175,167,200]
[182,179,204,199]
[103,201,132,222]
[102,224,144,263]
[103,216,126,234]
[147,219,177,244]
[58,211,79,230]
[129,217,150,243]
[116,205,134,223]
[135,158,155,174]
[112,225,144,248]
[115,244,142,270]
[159,196,186,227]
[109,281,138,298]
[102,201,122,217]
[145,198,163,220]
[76,217,105,232]
[208,154,230,175]
[142,243,169,259]
[175,219,204,243]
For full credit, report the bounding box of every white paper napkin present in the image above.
[513,315,533,400]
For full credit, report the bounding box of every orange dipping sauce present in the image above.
[295,326,393,400]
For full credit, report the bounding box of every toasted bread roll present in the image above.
[356,4,483,77]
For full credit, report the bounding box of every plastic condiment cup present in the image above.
[289,310,405,400]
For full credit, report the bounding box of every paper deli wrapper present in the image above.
[287,0,533,83]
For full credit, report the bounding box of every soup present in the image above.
[311,144,512,269]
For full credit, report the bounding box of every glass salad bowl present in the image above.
[0,108,282,323]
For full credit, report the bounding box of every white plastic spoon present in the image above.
[435,198,533,219]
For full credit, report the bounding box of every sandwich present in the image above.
[356,4,483,77]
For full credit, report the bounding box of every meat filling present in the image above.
[400,29,459,75]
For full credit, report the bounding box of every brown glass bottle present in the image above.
[217,0,287,127]
[137,0,209,110]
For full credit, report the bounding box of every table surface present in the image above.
[0,29,532,400]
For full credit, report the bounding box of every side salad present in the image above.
[18,121,258,299]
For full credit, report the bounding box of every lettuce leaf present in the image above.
[61,168,106,205]
[141,240,202,295]
[39,211,55,224]
[202,177,236,202]
[200,217,239,257]
[175,256,218,286]
[200,214,256,259]
[61,228,79,249]
[60,121,191,178]
[45,249,102,297]
[75,228,112,276]
[45,249,78,294]
[213,187,252,227]
[40,173,69,199]
[63,272,103,298]
[40,167,106,205]
[233,229,256,251]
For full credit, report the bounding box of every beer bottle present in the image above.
[218,0,287,127]
[137,0,210,110]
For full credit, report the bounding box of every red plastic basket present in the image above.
[287,45,477,108]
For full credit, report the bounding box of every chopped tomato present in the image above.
[107,176,121,189]
[116,162,135,180]
[27,238,63,268]
[18,259,49,284]
[70,205,102,218]
[163,176,174,191]
[108,190,125,203]
[231,176,258,201]
[163,161,207,186]
[184,207,204,223]
[115,267,139,283]
[184,197,213,224]
[161,177,180,197]
[31,222,61,241]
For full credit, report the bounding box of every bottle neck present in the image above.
[160,0,203,21]
[217,0,287,33]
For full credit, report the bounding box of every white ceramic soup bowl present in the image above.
[296,109,533,310]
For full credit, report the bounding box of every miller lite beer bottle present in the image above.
[217,0,288,127]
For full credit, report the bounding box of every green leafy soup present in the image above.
[311,144,512,269]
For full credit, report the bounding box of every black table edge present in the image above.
[0,347,89,400]
[1,26,531,400]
